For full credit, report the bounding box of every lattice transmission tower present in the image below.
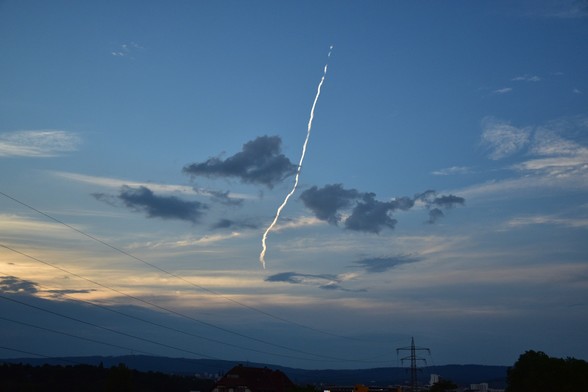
[396,337,430,392]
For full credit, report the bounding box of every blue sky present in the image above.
[1,0,587,369]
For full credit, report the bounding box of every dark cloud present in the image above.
[301,185,465,232]
[414,190,437,203]
[0,276,94,298]
[207,189,244,206]
[431,194,465,209]
[353,255,421,273]
[415,191,465,223]
[91,192,119,207]
[183,135,297,188]
[300,185,409,233]
[389,196,415,211]
[45,289,96,298]
[265,271,338,284]
[299,184,361,224]
[211,218,258,230]
[0,276,38,295]
[344,193,398,233]
[427,208,445,224]
[117,186,208,223]
[265,271,365,292]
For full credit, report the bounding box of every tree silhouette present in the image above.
[105,363,134,392]
[506,350,588,392]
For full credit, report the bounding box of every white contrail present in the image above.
[259,46,333,269]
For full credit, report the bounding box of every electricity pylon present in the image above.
[396,337,430,392]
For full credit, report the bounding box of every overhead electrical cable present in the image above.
[0,270,342,363]
[0,294,217,359]
[0,190,359,342]
[0,346,83,365]
[0,243,360,363]
[0,315,157,357]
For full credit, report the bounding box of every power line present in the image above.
[0,346,83,365]
[0,294,217,359]
[0,270,342,363]
[0,315,157,357]
[0,244,359,363]
[0,190,358,342]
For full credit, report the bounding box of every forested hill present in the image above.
[1,355,508,387]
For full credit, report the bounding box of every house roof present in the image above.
[214,365,295,392]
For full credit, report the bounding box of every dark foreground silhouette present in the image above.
[0,362,215,392]
[506,350,588,392]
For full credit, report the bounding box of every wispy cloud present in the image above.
[504,214,588,229]
[0,130,80,157]
[460,115,588,199]
[111,42,143,58]
[265,216,324,232]
[128,232,243,249]
[432,166,473,176]
[0,214,80,240]
[512,74,542,82]
[493,87,513,95]
[531,0,588,18]
[51,171,253,200]
[480,117,532,160]
[514,127,588,177]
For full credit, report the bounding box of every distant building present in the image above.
[211,365,295,392]
[467,383,504,392]
[470,384,488,392]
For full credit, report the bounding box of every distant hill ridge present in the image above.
[1,355,508,388]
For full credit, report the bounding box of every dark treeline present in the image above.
[0,362,215,392]
[506,350,588,392]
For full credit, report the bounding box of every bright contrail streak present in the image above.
[260,46,333,269]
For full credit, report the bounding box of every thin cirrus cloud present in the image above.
[182,135,297,188]
[493,87,513,94]
[457,116,588,200]
[300,184,465,232]
[51,171,253,202]
[511,74,542,82]
[480,117,532,160]
[504,214,588,229]
[0,130,80,157]
[431,166,473,176]
[111,42,143,57]
[480,116,588,176]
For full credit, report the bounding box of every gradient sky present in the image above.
[1,0,587,369]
